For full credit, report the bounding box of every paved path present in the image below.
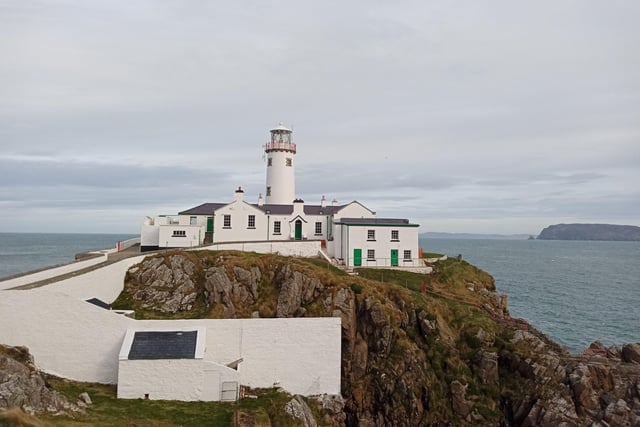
[0,246,152,302]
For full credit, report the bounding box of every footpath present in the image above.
[0,245,148,291]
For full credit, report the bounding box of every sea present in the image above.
[420,238,640,353]
[0,232,137,279]
[0,232,637,353]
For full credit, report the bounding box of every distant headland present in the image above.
[537,223,640,241]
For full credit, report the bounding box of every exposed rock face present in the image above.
[622,343,640,364]
[119,251,640,426]
[127,255,198,313]
[284,395,318,427]
[0,345,80,415]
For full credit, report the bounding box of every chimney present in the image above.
[258,193,264,206]
[321,195,326,208]
[234,186,244,202]
[332,198,338,206]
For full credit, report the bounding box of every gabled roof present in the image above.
[336,218,419,227]
[127,331,198,360]
[179,203,227,216]
[179,202,347,216]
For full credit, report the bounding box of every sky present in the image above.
[1,1,639,235]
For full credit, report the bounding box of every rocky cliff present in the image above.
[0,345,81,417]
[113,250,640,426]
[538,224,640,241]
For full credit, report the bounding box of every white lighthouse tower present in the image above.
[265,122,296,204]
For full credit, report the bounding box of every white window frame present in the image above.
[273,221,281,234]
[223,215,231,228]
[248,215,256,229]
[315,221,322,235]
[367,249,375,261]
[172,230,186,237]
[403,250,412,262]
[367,229,375,241]
[285,157,292,167]
[391,230,399,241]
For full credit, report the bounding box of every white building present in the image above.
[141,123,421,269]
[0,290,342,402]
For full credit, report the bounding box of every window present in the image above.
[266,186,271,196]
[172,230,186,237]
[391,230,399,241]
[223,214,231,228]
[367,249,375,260]
[285,157,292,167]
[248,215,255,228]
[190,216,197,225]
[315,221,322,235]
[273,221,281,234]
[267,157,272,166]
[367,229,375,241]
[403,250,412,261]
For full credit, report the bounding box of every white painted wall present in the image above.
[158,225,203,248]
[339,225,420,268]
[141,222,160,248]
[198,240,321,258]
[213,201,270,243]
[333,201,375,221]
[265,149,296,205]
[0,290,341,398]
[0,290,132,383]
[117,359,239,401]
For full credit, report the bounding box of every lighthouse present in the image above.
[265,122,297,204]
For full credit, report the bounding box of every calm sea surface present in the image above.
[0,233,637,352]
[420,238,640,352]
[0,232,137,279]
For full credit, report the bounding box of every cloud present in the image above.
[0,0,639,233]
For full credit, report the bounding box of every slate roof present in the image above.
[127,331,198,360]
[336,218,419,226]
[178,203,227,215]
[178,202,346,216]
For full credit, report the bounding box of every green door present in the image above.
[354,249,362,266]
[295,220,302,240]
[390,249,399,266]
[206,217,214,232]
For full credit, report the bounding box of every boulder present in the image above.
[0,345,81,415]
[621,343,640,364]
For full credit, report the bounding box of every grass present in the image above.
[38,378,304,427]
[41,377,233,426]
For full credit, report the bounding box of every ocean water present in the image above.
[0,233,637,352]
[420,238,640,352]
[0,232,137,279]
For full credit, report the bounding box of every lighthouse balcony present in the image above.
[264,141,296,153]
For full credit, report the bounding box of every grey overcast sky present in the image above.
[1,1,639,234]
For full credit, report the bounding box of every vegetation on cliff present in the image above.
[4,250,639,426]
[537,223,640,241]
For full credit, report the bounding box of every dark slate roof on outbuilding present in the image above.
[127,331,198,360]
[336,218,419,226]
